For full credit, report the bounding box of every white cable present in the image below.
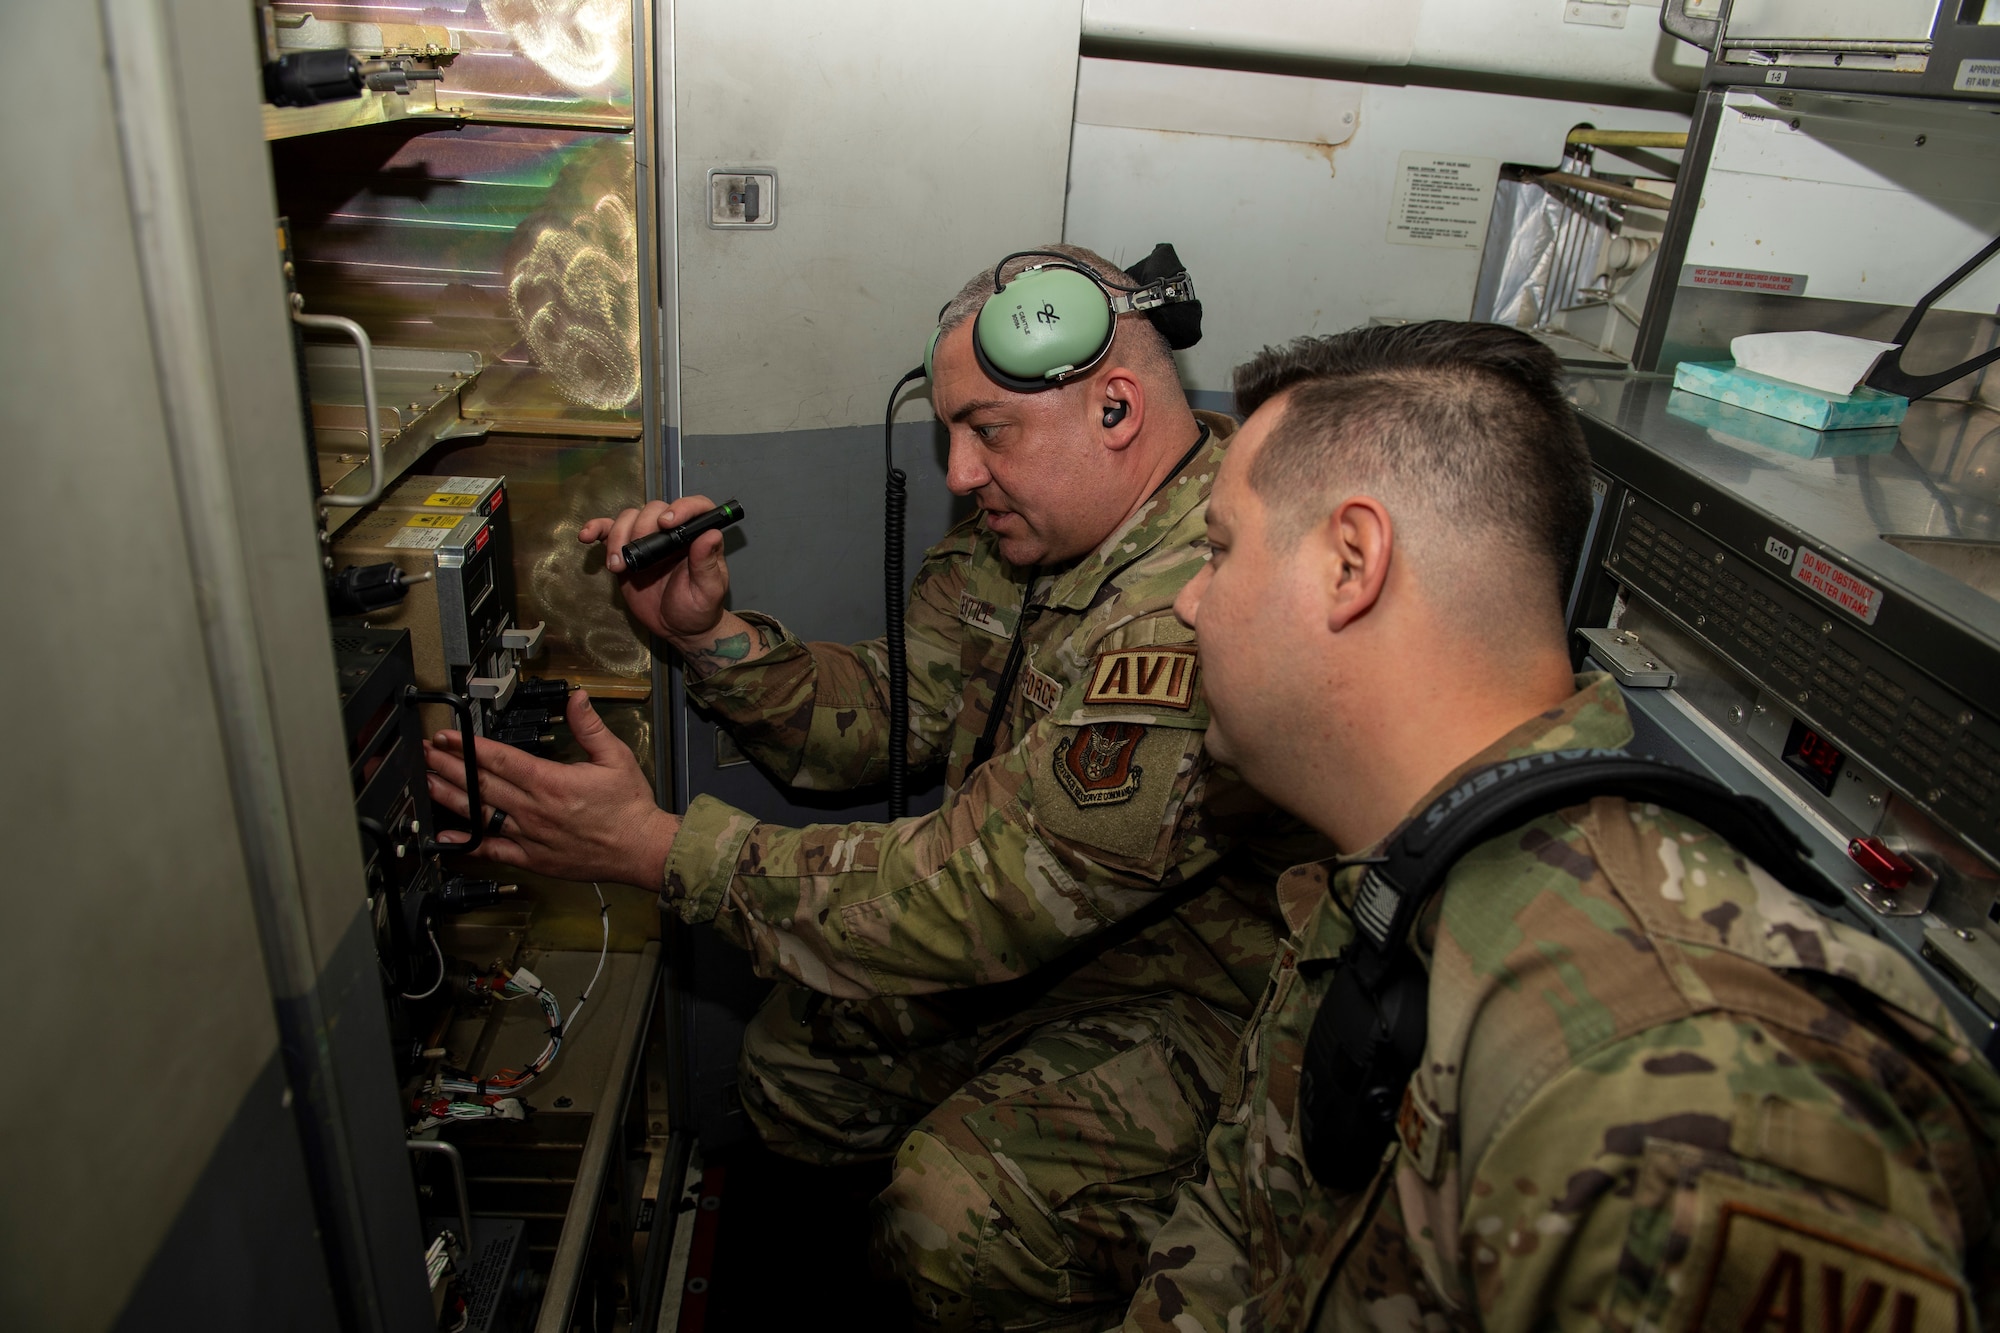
[401,930,446,1000]
[564,883,611,1040]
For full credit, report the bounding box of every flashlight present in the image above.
[620,499,745,573]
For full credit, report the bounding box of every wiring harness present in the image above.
[409,884,609,1133]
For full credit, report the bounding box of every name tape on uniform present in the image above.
[1085,649,1197,710]
[957,591,1008,638]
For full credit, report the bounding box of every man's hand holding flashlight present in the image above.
[580,494,777,679]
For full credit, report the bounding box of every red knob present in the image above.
[1847,836,1914,891]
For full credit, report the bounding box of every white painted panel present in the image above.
[1409,0,1706,90]
[1082,0,1420,66]
[1075,56,1361,146]
[1082,0,1707,94]
[1687,92,2000,311]
[1064,79,1688,392]
[674,0,1082,434]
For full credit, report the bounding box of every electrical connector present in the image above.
[509,967,545,995]
[435,876,518,914]
[327,561,427,616]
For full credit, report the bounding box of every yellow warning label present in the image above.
[405,513,460,529]
[423,492,478,509]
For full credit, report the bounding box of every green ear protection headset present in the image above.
[923,244,1203,391]
[886,244,1201,822]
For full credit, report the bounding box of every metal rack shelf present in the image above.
[264,91,635,141]
[308,343,487,534]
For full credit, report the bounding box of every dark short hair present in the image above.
[1231,322,1593,606]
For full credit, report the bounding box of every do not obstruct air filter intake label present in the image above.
[1791,547,1883,625]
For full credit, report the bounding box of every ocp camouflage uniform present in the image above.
[1128,674,2000,1332]
[660,414,1327,1331]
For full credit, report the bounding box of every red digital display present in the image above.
[1782,720,1845,797]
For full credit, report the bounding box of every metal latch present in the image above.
[468,663,519,710]
[500,621,545,657]
[1578,627,1677,688]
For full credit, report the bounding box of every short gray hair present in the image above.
[937,243,1174,374]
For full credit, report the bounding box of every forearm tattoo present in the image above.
[679,623,772,679]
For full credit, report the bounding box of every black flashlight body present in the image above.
[621,500,745,573]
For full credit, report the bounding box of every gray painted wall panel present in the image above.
[679,420,962,825]
[0,5,310,1326]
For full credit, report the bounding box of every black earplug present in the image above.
[1102,401,1129,428]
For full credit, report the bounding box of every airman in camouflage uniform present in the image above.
[663,405,1325,1331]
[1129,322,2000,1330]
[426,244,1324,1332]
[624,244,1320,1320]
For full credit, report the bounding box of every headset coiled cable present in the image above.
[884,366,926,818]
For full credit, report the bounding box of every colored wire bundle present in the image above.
[409,885,610,1131]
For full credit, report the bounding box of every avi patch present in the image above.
[1084,648,1197,710]
[1054,723,1146,807]
[1684,1201,1964,1332]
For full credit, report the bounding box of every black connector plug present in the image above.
[435,877,518,914]
[264,50,364,107]
[328,562,423,616]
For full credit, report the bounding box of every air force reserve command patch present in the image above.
[1054,723,1145,807]
[1084,648,1196,710]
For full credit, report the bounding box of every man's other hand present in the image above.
[423,688,680,889]
[580,495,732,642]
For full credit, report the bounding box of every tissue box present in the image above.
[1667,389,1900,459]
[1671,360,1909,431]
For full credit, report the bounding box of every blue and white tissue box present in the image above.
[1671,360,1909,431]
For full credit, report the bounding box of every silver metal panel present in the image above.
[535,944,663,1333]
[1609,679,1999,1053]
[1724,0,1941,44]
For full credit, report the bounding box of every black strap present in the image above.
[968,602,1044,777]
[1299,750,1835,1193]
[1343,748,1835,957]
[964,424,1211,780]
[1864,228,2000,401]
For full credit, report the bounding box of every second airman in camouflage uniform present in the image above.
[1129,322,2000,1331]
[1127,677,2000,1331]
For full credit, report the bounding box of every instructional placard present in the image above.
[1956,59,2000,94]
[1387,152,1498,250]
